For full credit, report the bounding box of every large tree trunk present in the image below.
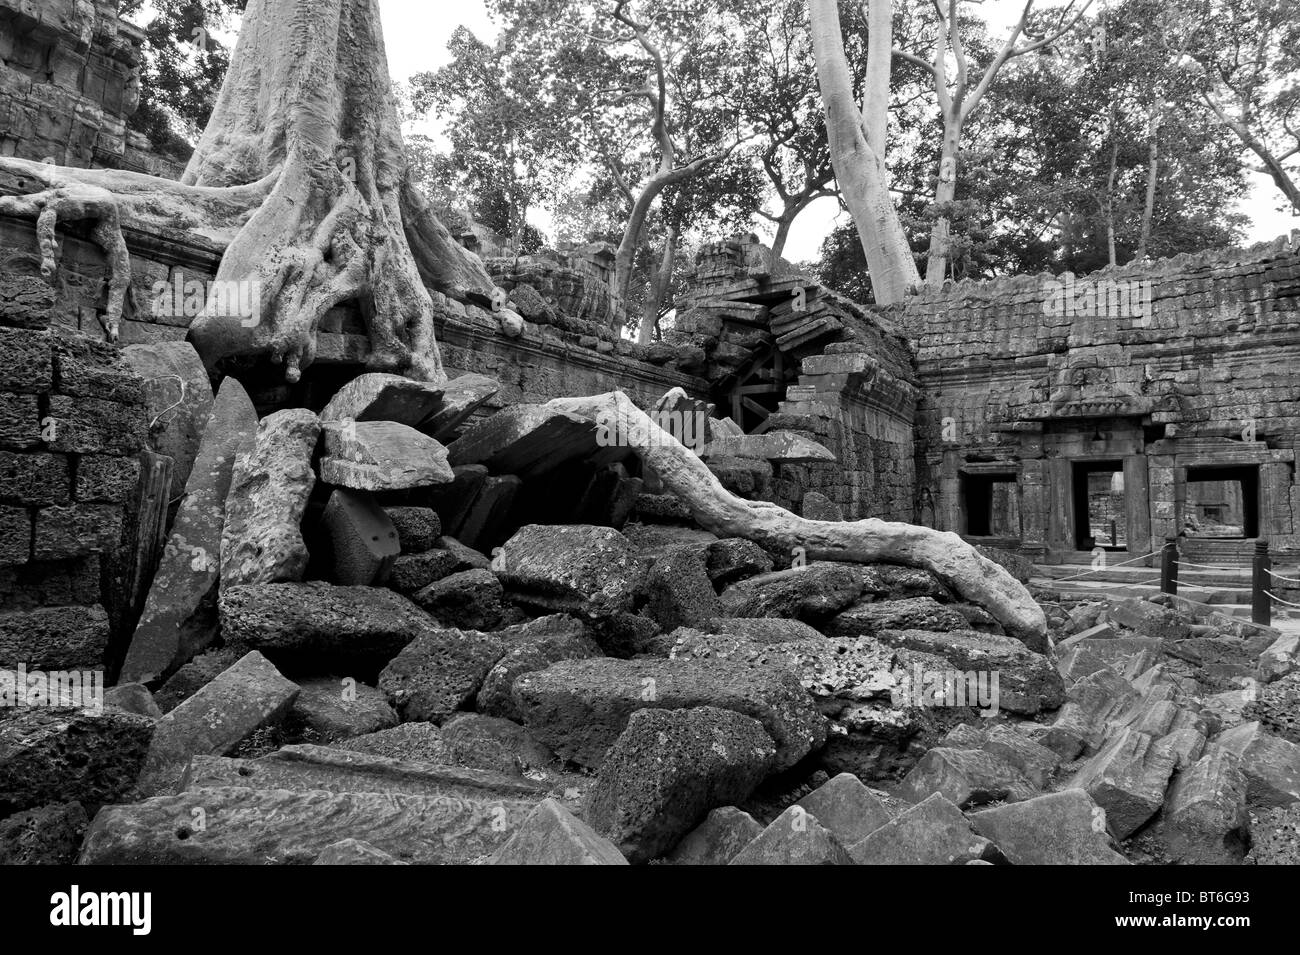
[638,221,679,345]
[0,0,493,382]
[925,116,962,284]
[809,0,919,304]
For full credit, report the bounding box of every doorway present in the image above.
[1072,461,1127,550]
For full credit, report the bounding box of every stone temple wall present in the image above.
[905,237,1300,563]
[0,0,180,177]
[0,277,150,673]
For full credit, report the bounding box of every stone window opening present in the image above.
[1183,465,1260,539]
[960,473,1020,539]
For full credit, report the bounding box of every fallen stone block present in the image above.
[643,545,723,632]
[1258,632,1298,683]
[313,839,408,865]
[496,524,644,617]
[828,597,969,639]
[1213,721,1300,807]
[701,431,836,464]
[719,564,863,624]
[664,807,762,865]
[900,747,1035,809]
[387,549,459,595]
[104,682,162,718]
[121,376,256,683]
[0,801,89,865]
[795,772,892,846]
[849,793,996,865]
[320,488,400,585]
[0,707,154,815]
[221,582,437,672]
[411,568,516,631]
[586,707,776,863]
[1059,637,1165,683]
[420,373,500,442]
[290,678,397,742]
[448,404,600,479]
[320,420,454,491]
[1037,668,1140,759]
[981,725,1061,789]
[220,408,319,589]
[1067,727,1180,838]
[383,506,442,554]
[121,341,213,490]
[453,474,521,551]
[320,372,446,427]
[729,805,855,865]
[512,657,826,771]
[379,628,508,723]
[491,798,628,865]
[183,743,543,800]
[710,618,825,644]
[705,538,772,587]
[440,713,559,777]
[79,786,532,864]
[476,617,602,722]
[138,650,299,794]
[969,790,1129,864]
[1162,748,1250,864]
[333,722,453,764]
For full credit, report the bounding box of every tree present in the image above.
[121,0,246,156]
[1186,0,1300,212]
[0,0,496,382]
[894,0,1093,283]
[808,0,920,304]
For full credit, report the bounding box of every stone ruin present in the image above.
[0,0,1297,867]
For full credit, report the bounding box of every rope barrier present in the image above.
[1174,559,1252,573]
[1265,567,1300,586]
[1266,590,1300,609]
[1051,550,1160,581]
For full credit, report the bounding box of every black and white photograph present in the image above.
[0,0,1294,921]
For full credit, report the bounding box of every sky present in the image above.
[371,1,1294,260]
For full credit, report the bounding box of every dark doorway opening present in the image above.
[1184,465,1259,538]
[1073,461,1126,550]
[961,473,1020,537]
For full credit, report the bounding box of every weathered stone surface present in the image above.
[1213,721,1300,807]
[1246,804,1300,865]
[1038,667,1140,759]
[448,404,599,479]
[333,722,453,764]
[46,395,147,455]
[980,725,1061,789]
[900,747,1035,809]
[388,549,459,594]
[152,647,242,713]
[420,373,500,442]
[1163,749,1250,864]
[0,450,68,506]
[435,535,492,571]
[453,474,520,551]
[476,616,602,721]
[221,582,436,671]
[496,524,644,617]
[184,743,543,800]
[802,491,843,521]
[828,597,969,639]
[440,713,559,776]
[32,503,123,561]
[850,793,996,865]
[860,564,955,602]
[321,420,454,491]
[384,506,442,554]
[875,628,1065,715]
[1058,637,1164,683]
[719,564,863,624]
[1067,727,1180,838]
[664,806,763,865]
[74,454,140,503]
[729,805,855,865]
[122,376,257,683]
[711,617,826,644]
[220,408,319,589]
[795,772,892,846]
[379,628,508,723]
[0,801,89,865]
[643,544,723,631]
[121,341,213,489]
[291,678,398,742]
[313,838,408,865]
[412,568,515,631]
[0,276,54,330]
[0,707,154,815]
[491,798,628,865]
[104,683,162,719]
[969,790,1130,865]
[587,706,776,863]
[705,538,773,587]
[80,786,533,864]
[1259,632,1298,683]
[320,488,400,585]
[321,372,446,427]
[0,604,109,670]
[138,651,299,794]
[512,657,826,771]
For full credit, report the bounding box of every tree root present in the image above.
[548,390,1049,648]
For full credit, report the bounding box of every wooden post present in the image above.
[1160,535,1179,597]
[1252,539,1271,627]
